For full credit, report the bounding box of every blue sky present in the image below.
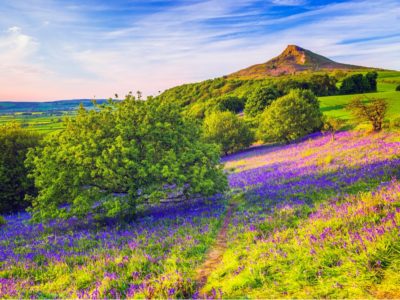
[0,0,399,101]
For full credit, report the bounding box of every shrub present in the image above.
[392,116,400,128]
[0,123,41,213]
[346,97,388,131]
[26,96,228,222]
[244,86,280,117]
[203,111,254,155]
[322,116,346,141]
[216,95,245,113]
[396,85,400,91]
[258,89,322,143]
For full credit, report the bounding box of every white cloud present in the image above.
[271,0,307,6]
[0,0,399,100]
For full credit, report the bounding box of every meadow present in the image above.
[320,71,400,120]
[1,130,399,298]
[0,100,110,133]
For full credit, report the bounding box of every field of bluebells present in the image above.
[203,130,400,298]
[0,197,225,298]
[1,130,400,298]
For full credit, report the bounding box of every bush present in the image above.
[0,123,41,213]
[258,89,323,143]
[322,116,346,141]
[392,116,400,128]
[215,95,245,113]
[244,86,280,117]
[346,97,388,131]
[396,85,400,91]
[203,111,254,155]
[26,96,228,222]
[0,216,6,226]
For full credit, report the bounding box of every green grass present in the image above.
[0,113,68,133]
[319,71,400,121]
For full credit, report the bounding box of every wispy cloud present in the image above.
[0,0,399,100]
[271,0,307,6]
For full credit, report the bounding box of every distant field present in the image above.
[0,112,67,133]
[319,71,400,120]
[0,99,111,133]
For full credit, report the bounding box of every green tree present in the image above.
[0,123,41,213]
[322,116,346,141]
[258,89,323,143]
[26,96,227,222]
[309,74,338,96]
[244,86,280,117]
[215,95,245,113]
[346,97,388,131]
[202,111,254,155]
[365,71,378,91]
[339,72,378,94]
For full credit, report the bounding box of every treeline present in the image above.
[0,124,41,213]
[159,71,378,118]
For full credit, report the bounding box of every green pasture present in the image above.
[319,71,400,120]
[0,113,67,133]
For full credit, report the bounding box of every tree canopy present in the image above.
[258,89,323,143]
[0,123,41,213]
[244,86,280,117]
[26,96,227,222]
[339,72,378,94]
[202,111,254,155]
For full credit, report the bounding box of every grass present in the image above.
[204,130,400,298]
[1,130,399,298]
[319,71,400,121]
[0,113,67,133]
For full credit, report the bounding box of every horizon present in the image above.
[1,0,400,102]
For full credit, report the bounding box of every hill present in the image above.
[1,130,399,298]
[229,45,378,79]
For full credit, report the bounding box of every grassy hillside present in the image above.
[1,130,399,298]
[320,71,400,120]
[203,130,400,298]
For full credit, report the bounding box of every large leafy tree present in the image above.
[202,111,254,155]
[26,96,227,222]
[258,89,322,143]
[0,123,41,213]
[244,86,280,117]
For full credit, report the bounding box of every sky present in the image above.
[0,0,399,101]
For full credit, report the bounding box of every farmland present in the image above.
[0,100,109,133]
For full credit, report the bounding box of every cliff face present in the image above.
[229,45,370,78]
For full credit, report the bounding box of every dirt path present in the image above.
[195,202,236,294]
